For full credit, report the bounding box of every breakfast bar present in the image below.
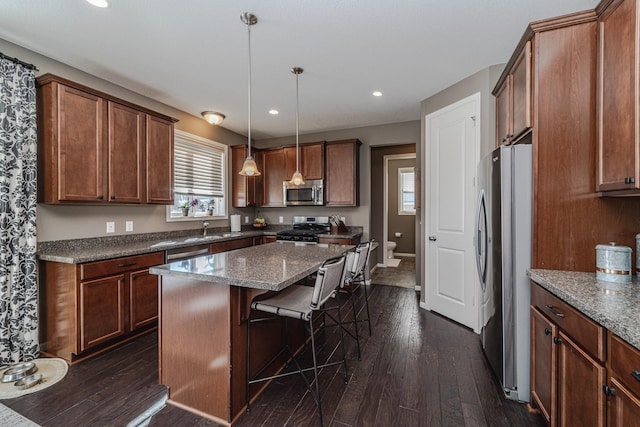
[150,242,353,425]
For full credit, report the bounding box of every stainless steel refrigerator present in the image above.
[475,144,531,403]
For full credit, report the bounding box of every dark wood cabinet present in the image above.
[80,274,127,352]
[530,281,607,426]
[42,251,164,362]
[261,148,288,207]
[557,331,606,427]
[231,145,261,208]
[108,102,144,203]
[596,0,640,194]
[301,142,325,180]
[494,41,532,146]
[607,334,640,425]
[37,74,176,205]
[260,235,277,244]
[325,139,361,206]
[531,306,556,425]
[210,237,254,254]
[317,235,361,245]
[146,115,174,204]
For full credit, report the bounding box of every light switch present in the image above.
[125,221,133,232]
[245,216,250,224]
[106,222,115,233]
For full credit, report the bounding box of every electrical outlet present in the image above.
[245,216,249,224]
[125,221,133,232]
[340,216,346,223]
[279,216,284,223]
[106,221,115,233]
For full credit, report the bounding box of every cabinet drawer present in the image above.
[609,334,640,398]
[531,281,606,362]
[81,252,164,281]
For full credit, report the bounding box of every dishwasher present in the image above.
[165,243,210,262]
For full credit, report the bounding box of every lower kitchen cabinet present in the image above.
[607,334,640,425]
[530,281,607,426]
[210,237,255,253]
[42,251,164,363]
[317,235,361,245]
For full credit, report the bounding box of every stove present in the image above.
[276,216,330,243]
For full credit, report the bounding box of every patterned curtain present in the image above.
[0,57,38,364]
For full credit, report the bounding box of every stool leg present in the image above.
[349,286,361,360]
[336,303,349,384]
[309,315,323,426]
[246,315,252,412]
[362,280,372,336]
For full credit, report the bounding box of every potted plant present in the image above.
[180,198,199,216]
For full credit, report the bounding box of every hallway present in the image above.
[370,256,417,289]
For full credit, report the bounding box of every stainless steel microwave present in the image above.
[283,179,324,206]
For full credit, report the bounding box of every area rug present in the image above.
[386,258,401,267]
[0,358,68,399]
[0,403,39,426]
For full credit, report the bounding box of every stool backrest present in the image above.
[349,240,372,279]
[311,255,346,309]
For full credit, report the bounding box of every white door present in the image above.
[425,93,480,332]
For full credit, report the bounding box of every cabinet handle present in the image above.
[98,195,104,200]
[631,370,640,383]
[624,177,636,185]
[111,195,116,200]
[544,328,552,336]
[553,336,562,345]
[603,385,617,396]
[545,304,565,318]
[117,262,137,268]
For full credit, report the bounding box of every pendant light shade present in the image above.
[239,12,261,176]
[289,67,304,185]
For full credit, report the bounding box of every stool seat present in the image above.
[251,286,315,321]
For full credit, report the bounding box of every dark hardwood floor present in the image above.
[4,284,544,427]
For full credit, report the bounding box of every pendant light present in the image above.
[239,12,261,176]
[289,67,305,185]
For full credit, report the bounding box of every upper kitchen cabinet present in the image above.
[231,145,261,208]
[325,139,361,206]
[301,142,325,180]
[37,74,177,204]
[261,147,289,207]
[493,41,532,146]
[596,0,640,194]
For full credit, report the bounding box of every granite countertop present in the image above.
[37,229,276,264]
[150,241,353,291]
[529,269,640,351]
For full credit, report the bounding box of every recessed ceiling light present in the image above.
[86,0,109,8]
[372,91,383,97]
[269,109,279,115]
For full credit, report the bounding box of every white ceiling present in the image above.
[0,0,599,139]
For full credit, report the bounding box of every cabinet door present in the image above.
[608,377,640,427]
[557,331,606,427]
[129,268,159,331]
[284,146,298,180]
[597,0,638,192]
[261,148,287,207]
[325,140,360,206]
[511,40,532,140]
[80,274,127,352]
[302,142,324,180]
[232,145,257,207]
[57,84,107,202]
[108,102,144,203]
[495,76,511,147]
[531,307,556,425]
[210,237,254,254]
[146,115,174,204]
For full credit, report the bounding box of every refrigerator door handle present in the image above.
[475,189,488,290]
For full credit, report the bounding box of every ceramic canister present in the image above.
[596,242,632,283]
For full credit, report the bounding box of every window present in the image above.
[398,167,415,215]
[167,130,227,221]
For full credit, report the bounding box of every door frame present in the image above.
[421,92,481,333]
[383,153,416,268]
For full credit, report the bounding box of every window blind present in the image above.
[173,131,226,197]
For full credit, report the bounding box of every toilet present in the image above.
[387,241,397,259]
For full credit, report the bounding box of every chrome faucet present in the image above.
[202,221,210,236]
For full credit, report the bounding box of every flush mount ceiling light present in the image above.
[372,91,383,97]
[269,109,279,115]
[239,12,261,177]
[86,0,109,8]
[201,111,225,125]
[289,67,305,186]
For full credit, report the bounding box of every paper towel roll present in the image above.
[230,215,241,232]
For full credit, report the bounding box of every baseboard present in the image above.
[395,253,416,257]
[414,285,421,292]
[419,301,429,310]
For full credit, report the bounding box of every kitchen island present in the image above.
[150,242,353,425]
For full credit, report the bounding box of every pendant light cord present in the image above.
[295,71,300,172]
[247,21,252,158]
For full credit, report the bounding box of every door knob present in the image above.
[428,236,437,241]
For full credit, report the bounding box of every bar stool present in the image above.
[246,254,349,426]
[340,240,374,360]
